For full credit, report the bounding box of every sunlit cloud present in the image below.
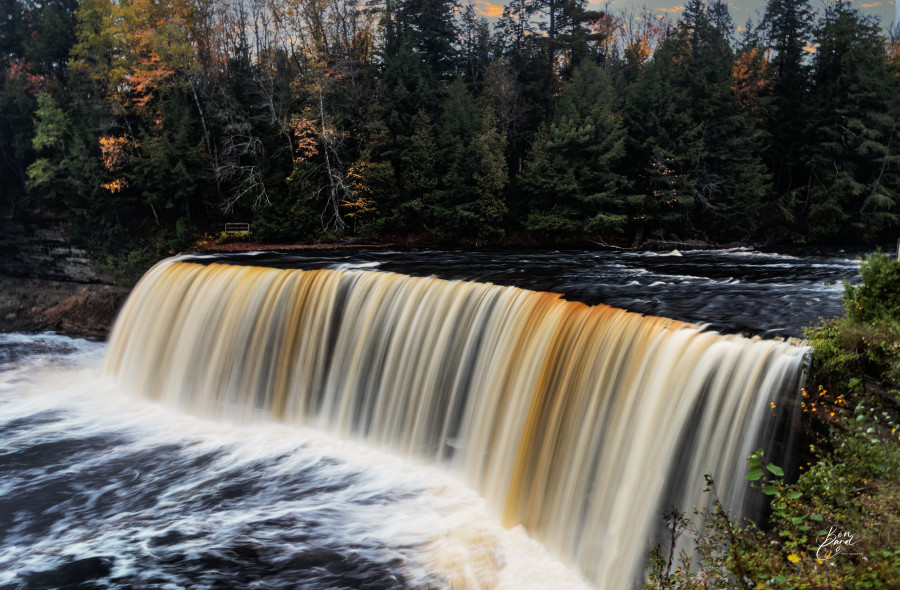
[476,1,504,18]
[658,5,685,13]
[804,42,818,54]
[860,2,882,8]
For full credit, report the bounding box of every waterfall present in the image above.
[105,260,807,589]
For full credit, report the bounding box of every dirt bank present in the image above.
[0,277,130,340]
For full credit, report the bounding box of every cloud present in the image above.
[658,5,685,13]
[476,1,504,18]
[859,2,881,7]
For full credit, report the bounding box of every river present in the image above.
[0,246,868,589]
[181,246,864,337]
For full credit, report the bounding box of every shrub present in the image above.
[844,253,900,325]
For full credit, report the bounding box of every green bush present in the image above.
[844,253,900,324]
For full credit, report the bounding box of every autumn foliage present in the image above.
[2,0,898,257]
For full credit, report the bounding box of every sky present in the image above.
[474,0,898,32]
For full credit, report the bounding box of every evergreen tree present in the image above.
[622,36,698,243]
[398,109,439,230]
[459,3,491,88]
[23,0,79,77]
[374,0,453,234]
[129,87,211,229]
[9,0,897,249]
[681,0,768,241]
[518,125,580,236]
[621,1,768,244]
[396,0,460,81]
[490,0,548,162]
[804,1,899,241]
[761,0,814,195]
[473,108,509,240]
[525,0,602,79]
[426,79,482,237]
[492,0,533,60]
[520,60,627,238]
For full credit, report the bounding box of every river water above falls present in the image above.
[180,246,866,338]
[0,247,868,590]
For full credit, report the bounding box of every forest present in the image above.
[1,0,898,262]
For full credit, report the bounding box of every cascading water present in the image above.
[103,259,808,588]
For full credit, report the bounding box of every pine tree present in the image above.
[399,109,439,230]
[426,79,481,237]
[396,0,461,81]
[490,1,548,165]
[622,36,698,243]
[520,60,627,238]
[681,0,768,241]
[473,108,509,240]
[621,1,769,244]
[518,125,580,236]
[761,0,814,195]
[459,4,491,88]
[129,87,211,228]
[805,1,899,241]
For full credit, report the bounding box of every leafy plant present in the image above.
[646,254,900,589]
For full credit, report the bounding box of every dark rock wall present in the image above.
[0,217,100,283]
[0,217,130,339]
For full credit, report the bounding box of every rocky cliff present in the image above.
[0,217,131,339]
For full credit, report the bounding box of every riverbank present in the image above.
[0,217,130,339]
[188,233,722,254]
[0,276,130,339]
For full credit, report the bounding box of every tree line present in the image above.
[1,0,898,258]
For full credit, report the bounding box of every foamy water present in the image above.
[0,334,594,590]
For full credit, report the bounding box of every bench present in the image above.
[225,222,250,235]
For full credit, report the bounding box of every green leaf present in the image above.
[810,514,824,521]
[766,463,784,477]
[791,516,807,524]
[763,484,778,495]
[786,491,803,500]
[747,467,764,481]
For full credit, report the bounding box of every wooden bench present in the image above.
[225,222,250,235]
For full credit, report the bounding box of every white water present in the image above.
[0,334,594,589]
[100,260,808,588]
